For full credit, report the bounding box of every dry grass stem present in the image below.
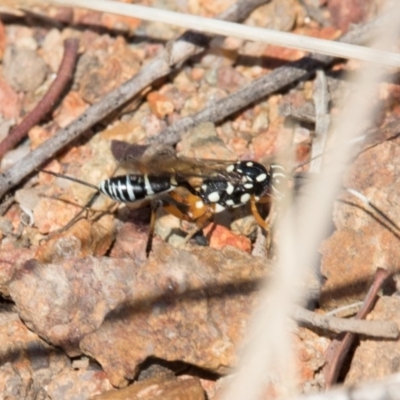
[50,0,400,67]
[221,3,400,399]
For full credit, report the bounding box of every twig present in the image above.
[310,69,330,173]
[292,304,398,339]
[150,14,386,146]
[325,301,364,317]
[0,0,268,200]
[0,38,79,159]
[279,102,316,124]
[324,268,391,388]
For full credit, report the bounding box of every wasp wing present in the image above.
[111,141,245,188]
[122,152,242,186]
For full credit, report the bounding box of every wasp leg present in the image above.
[161,202,210,246]
[164,188,214,246]
[162,202,192,222]
[182,208,214,245]
[146,199,195,256]
[40,191,116,245]
[192,230,208,246]
[250,195,271,231]
[146,200,163,257]
[250,195,275,253]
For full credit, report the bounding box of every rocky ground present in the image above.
[0,0,400,399]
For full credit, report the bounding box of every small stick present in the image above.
[279,102,316,124]
[293,304,398,339]
[310,69,330,173]
[323,267,390,388]
[0,38,79,159]
[325,301,364,317]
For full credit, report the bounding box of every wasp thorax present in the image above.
[196,160,273,212]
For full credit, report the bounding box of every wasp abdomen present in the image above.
[99,175,174,202]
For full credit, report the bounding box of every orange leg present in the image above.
[250,195,275,253]
[182,207,214,245]
[162,202,193,222]
[147,199,196,257]
[250,195,271,232]
[164,188,215,245]
[162,201,213,245]
[146,201,161,257]
[144,189,212,255]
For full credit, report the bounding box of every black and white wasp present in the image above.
[43,145,287,256]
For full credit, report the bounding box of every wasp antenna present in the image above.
[40,170,99,191]
[292,131,387,173]
[292,153,324,173]
[346,188,400,233]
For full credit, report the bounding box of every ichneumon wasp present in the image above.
[42,144,287,257]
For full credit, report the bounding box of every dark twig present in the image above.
[0,0,269,200]
[323,268,390,388]
[0,38,79,159]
